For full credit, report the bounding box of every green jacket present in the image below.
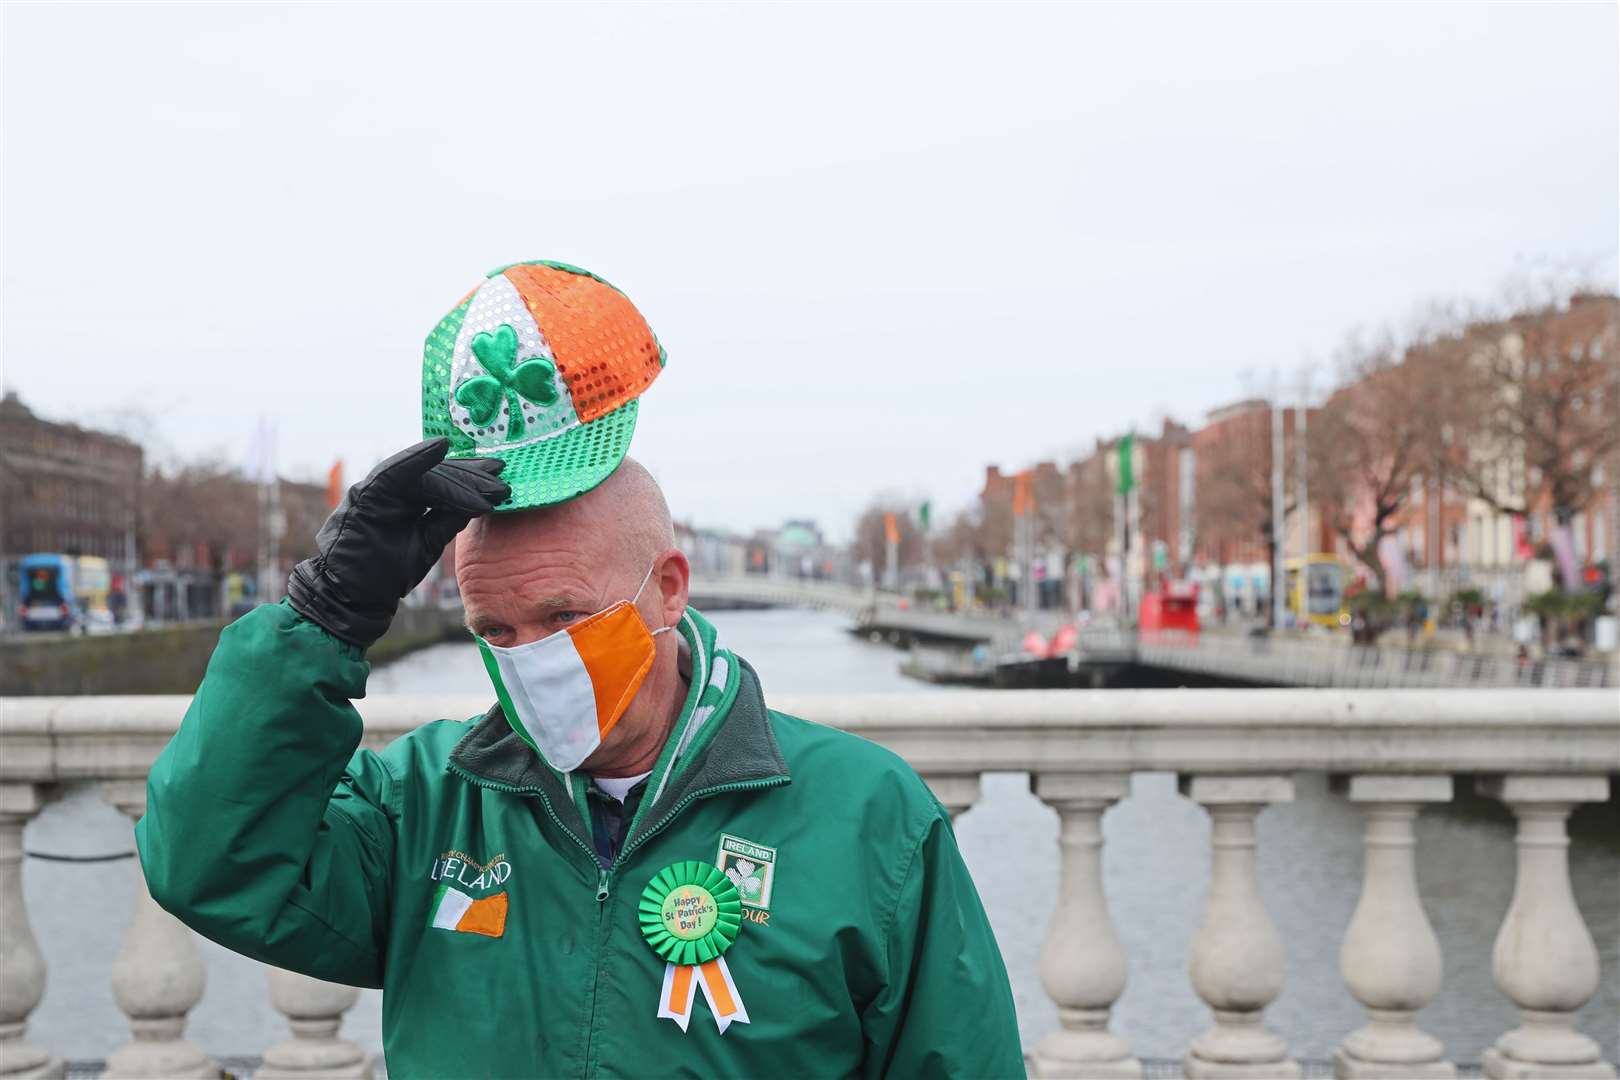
[137,601,1023,1079]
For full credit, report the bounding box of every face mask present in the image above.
[476,562,673,772]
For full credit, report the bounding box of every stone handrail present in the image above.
[1,690,1616,1079]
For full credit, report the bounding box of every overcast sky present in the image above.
[4,2,1616,541]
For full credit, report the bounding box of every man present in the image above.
[137,261,1022,1078]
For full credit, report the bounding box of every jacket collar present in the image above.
[448,607,789,846]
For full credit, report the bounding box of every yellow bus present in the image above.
[1285,554,1350,628]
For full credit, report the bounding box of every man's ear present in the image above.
[654,548,690,627]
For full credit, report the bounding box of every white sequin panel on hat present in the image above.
[448,273,582,451]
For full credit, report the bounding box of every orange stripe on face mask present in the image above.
[567,603,658,739]
[700,960,736,1017]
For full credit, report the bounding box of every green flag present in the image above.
[1116,433,1135,495]
[917,501,931,533]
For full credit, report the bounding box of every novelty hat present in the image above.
[421,260,664,510]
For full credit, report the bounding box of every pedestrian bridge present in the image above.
[1,690,1615,1078]
[687,575,894,617]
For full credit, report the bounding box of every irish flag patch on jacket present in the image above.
[430,884,508,938]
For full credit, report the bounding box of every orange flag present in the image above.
[883,512,901,545]
[326,460,344,509]
[1012,470,1034,516]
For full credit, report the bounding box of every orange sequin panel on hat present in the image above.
[502,264,662,424]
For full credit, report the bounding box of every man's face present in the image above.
[456,509,688,772]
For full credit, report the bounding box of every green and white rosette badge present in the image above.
[641,861,750,1033]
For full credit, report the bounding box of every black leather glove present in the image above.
[287,438,509,649]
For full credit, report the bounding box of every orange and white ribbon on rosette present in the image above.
[640,861,749,1035]
[656,957,750,1033]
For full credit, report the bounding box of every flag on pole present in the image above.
[883,512,901,546]
[326,460,344,509]
[1012,471,1033,516]
[917,501,931,533]
[245,417,278,485]
[1116,434,1135,495]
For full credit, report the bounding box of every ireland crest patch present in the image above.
[716,834,776,911]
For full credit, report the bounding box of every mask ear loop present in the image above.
[634,558,675,637]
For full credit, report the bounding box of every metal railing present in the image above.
[1135,632,1618,689]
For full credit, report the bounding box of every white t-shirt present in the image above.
[592,770,652,804]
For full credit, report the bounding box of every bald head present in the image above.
[460,456,674,578]
[455,455,687,650]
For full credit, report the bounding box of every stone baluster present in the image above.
[1181,775,1301,1080]
[1030,773,1139,1079]
[1477,776,1616,1080]
[922,772,982,820]
[257,968,371,1079]
[0,784,62,1080]
[1334,775,1455,1079]
[100,781,216,1080]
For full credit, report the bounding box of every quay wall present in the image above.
[0,605,465,695]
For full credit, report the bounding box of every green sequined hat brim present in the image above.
[446,397,640,511]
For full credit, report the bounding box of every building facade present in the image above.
[0,391,143,567]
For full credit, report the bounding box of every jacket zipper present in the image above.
[446,761,609,1079]
[580,775,788,1073]
[443,761,599,870]
[449,762,788,1076]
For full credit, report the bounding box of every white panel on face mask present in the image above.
[489,630,603,772]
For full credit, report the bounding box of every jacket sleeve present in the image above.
[135,600,394,988]
[860,808,1025,1079]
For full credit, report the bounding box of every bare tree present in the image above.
[140,460,261,572]
[1311,334,1457,594]
[851,498,925,577]
[1196,422,1292,566]
[1028,463,1069,580]
[976,484,1013,566]
[139,462,323,574]
[1441,293,1619,589]
[1065,453,1113,560]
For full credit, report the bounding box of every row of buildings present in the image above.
[0,385,842,626]
[0,391,338,625]
[968,294,1619,620]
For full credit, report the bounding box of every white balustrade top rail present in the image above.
[2,688,1617,1079]
[4,689,1616,784]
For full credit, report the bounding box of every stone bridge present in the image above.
[1,690,1616,1078]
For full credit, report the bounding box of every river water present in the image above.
[22,608,1618,1069]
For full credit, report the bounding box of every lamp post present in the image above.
[1271,402,1286,629]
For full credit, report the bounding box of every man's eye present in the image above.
[480,626,512,642]
[554,611,579,625]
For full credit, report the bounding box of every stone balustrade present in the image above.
[1,689,1615,1079]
